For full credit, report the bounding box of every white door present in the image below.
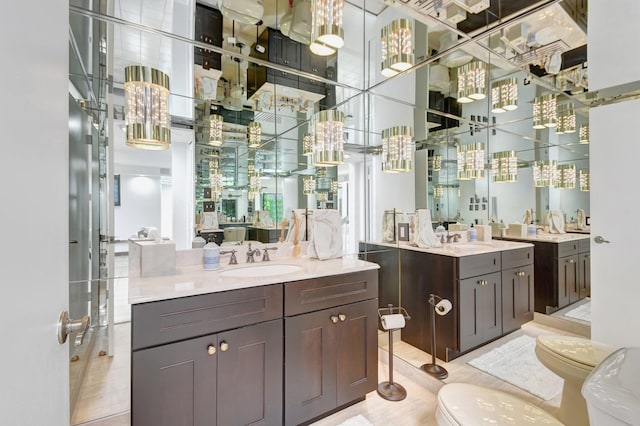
[0,1,70,424]
[590,98,640,347]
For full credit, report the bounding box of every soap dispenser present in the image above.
[203,241,220,271]
[468,225,478,242]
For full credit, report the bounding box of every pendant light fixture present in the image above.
[532,160,558,187]
[491,78,518,113]
[532,94,557,129]
[316,192,328,202]
[457,143,486,180]
[556,164,576,189]
[556,103,576,134]
[433,185,444,199]
[209,114,223,146]
[312,110,344,166]
[579,124,589,144]
[456,60,487,104]
[579,169,590,192]
[209,158,224,195]
[491,150,518,183]
[248,170,261,197]
[331,179,338,193]
[310,0,344,56]
[432,154,442,172]
[302,133,313,156]
[124,66,170,150]
[381,19,413,77]
[247,121,261,148]
[381,126,414,173]
[303,175,316,195]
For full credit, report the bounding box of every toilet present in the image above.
[582,347,640,425]
[535,335,615,426]
[436,348,640,426]
[436,383,563,425]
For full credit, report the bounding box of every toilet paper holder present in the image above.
[377,304,411,402]
[420,294,452,380]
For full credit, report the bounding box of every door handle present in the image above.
[57,311,89,344]
[594,236,610,244]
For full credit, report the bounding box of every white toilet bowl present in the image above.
[436,383,563,426]
[582,347,640,426]
[535,335,615,426]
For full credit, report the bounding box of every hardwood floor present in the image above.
[72,320,583,425]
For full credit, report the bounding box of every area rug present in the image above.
[564,300,591,323]
[337,414,374,426]
[468,335,563,400]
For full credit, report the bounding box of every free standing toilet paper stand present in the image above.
[377,304,411,401]
[420,293,452,380]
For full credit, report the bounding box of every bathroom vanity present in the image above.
[360,240,534,361]
[128,257,379,425]
[499,233,590,314]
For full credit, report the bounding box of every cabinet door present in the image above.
[579,252,591,298]
[502,264,534,334]
[336,299,378,406]
[558,255,579,307]
[285,309,337,425]
[132,334,217,426]
[459,272,502,352]
[217,320,283,426]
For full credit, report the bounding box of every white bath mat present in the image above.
[468,335,563,400]
[337,415,374,426]
[564,300,591,323]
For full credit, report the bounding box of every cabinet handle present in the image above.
[477,280,488,286]
[330,315,339,324]
[207,345,216,355]
[516,271,525,277]
[338,313,347,322]
[567,259,575,264]
[220,341,229,352]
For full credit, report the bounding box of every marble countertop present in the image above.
[128,256,379,305]
[364,239,533,257]
[501,232,590,243]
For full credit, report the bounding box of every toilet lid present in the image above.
[438,383,562,425]
[537,335,615,368]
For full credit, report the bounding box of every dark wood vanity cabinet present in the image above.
[131,285,284,426]
[501,247,535,334]
[284,270,378,425]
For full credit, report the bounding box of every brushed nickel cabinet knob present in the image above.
[207,345,216,355]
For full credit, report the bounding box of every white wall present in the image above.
[114,165,162,239]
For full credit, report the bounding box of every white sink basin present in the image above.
[219,263,304,278]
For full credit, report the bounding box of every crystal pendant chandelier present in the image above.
[532,94,557,129]
[381,19,413,77]
[312,110,344,166]
[209,114,223,146]
[432,154,442,172]
[302,133,313,156]
[209,158,224,195]
[491,78,518,113]
[331,179,338,193]
[556,103,576,134]
[247,122,261,148]
[381,126,414,173]
[579,169,590,192]
[491,150,518,183]
[316,192,328,202]
[556,164,576,189]
[456,60,487,104]
[124,66,171,150]
[310,0,344,56]
[433,185,444,199]
[457,143,486,180]
[303,175,316,195]
[532,160,558,187]
[579,124,589,144]
[248,170,261,197]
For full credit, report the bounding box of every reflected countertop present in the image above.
[128,256,379,305]
[364,240,533,257]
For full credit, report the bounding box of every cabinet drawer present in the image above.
[132,284,283,350]
[459,252,501,279]
[285,270,378,316]
[578,238,590,253]
[558,241,579,257]
[501,247,533,269]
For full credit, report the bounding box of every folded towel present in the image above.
[309,209,343,260]
[548,210,566,234]
[285,209,313,242]
[413,209,442,248]
[200,212,219,231]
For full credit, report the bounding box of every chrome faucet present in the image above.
[246,244,261,263]
[452,233,461,243]
[220,249,238,265]
[262,247,278,261]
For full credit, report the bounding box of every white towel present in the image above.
[413,209,442,248]
[309,209,343,260]
[547,210,566,234]
[200,212,219,231]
